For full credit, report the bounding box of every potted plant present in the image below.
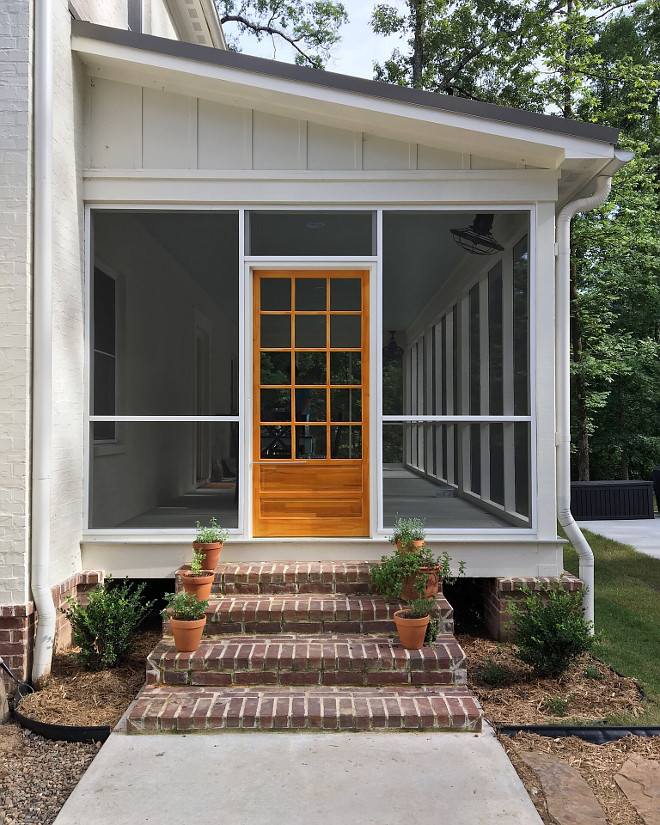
[162,591,208,652]
[394,597,437,650]
[192,517,228,571]
[178,549,214,601]
[388,516,426,552]
[371,545,465,602]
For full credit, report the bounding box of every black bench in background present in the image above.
[571,480,655,520]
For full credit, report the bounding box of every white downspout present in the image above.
[31,0,56,685]
[555,175,612,631]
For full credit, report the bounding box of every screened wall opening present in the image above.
[381,211,531,530]
[89,211,239,529]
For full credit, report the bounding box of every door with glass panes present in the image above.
[253,271,369,537]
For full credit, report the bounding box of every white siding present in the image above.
[86,78,532,174]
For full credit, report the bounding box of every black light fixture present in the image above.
[383,331,404,362]
[450,214,504,255]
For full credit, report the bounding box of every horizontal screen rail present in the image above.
[382,415,532,423]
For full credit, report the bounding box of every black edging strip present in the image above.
[498,725,660,744]
[11,698,110,744]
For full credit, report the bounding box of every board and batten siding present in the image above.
[87,78,527,173]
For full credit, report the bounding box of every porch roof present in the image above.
[72,20,617,147]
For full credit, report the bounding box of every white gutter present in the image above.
[555,151,632,630]
[31,0,56,685]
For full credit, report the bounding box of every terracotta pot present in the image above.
[179,570,214,601]
[400,565,441,601]
[394,610,430,650]
[395,538,424,554]
[192,541,223,571]
[170,616,207,652]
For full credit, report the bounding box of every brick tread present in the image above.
[212,561,374,595]
[126,685,482,733]
[148,635,467,687]
[163,594,454,636]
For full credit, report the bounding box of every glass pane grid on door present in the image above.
[257,273,364,462]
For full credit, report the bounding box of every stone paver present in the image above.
[614,754,660,825]
[521,752,607,825]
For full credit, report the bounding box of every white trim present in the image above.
[88,415,240,421]
[238,206,247,536]
[83,206,92,529]
[375,209,384,535]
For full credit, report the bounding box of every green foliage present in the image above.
[507,584,595,678]
[60,577,155,671]
[479,659,512,687]
[424,615,439,646]
[195,517,228,544]
[218,0,348,67]
[544,692,575,717]
[189,550,206,576]
[584,664,604,680]
[405,597,436,619]
[161,592,209,621]
[388,516,426,546]
[371,544,464,601]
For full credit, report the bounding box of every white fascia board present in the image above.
[72,35,616,170]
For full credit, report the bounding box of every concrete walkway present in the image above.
[578,515,660,560]
[54,725,542,825]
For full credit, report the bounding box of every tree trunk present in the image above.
[570,259,590,480]
[411,0,424,88]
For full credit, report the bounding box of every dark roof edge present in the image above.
[72,20,620,146]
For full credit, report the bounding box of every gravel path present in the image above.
[0,723,100,825]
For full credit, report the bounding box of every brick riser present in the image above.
[147,635,467,688]
[163,595,454,637]
[126,686,482,733]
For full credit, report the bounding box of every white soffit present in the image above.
[72,34,617,172]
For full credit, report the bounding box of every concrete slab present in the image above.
[578,516,660,560]
[54,726,542,825]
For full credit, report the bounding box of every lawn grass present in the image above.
[564,529,660,725]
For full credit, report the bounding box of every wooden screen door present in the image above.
[253,270,369,537]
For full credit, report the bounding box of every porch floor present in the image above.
[111,466,510,530]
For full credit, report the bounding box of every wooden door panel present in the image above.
[253,270,369,538]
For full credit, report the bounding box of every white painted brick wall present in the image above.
[0,0,33,605]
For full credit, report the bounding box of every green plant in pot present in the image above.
[193,517,228,571]
[394,597,437,650]
[388,516,426,552]
[162,591,209,652]
[178,549,214,601]
[371,545,465,603]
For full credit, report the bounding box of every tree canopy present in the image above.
[371,0,660,480]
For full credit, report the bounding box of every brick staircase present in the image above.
[126,562,483,733]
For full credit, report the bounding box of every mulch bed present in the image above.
[461,633,657,824]
[15,629,161,728]
[460,633,645,725]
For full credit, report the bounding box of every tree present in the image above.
[217,0,348,67]
[371,0,660,480]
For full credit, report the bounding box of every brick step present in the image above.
[164,594,454,637]
[147,634,467,688]
[177,561,376,596]
[126,685,483,733]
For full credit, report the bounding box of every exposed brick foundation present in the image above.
[0,570,103,693]
[483,573,583,641]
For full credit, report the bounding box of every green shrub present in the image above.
[584,664,604,680]
[60,577,155,671]
[507,584,595,678]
